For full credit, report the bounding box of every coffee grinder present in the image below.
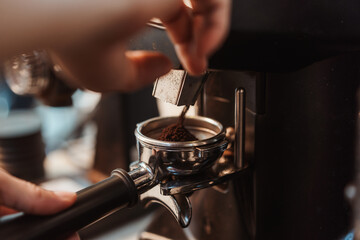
[131,1,360,239]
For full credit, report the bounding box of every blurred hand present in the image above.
[162,0,232,75]
[0,0,230,92]
[47,0,188,92]
[0,169,78,238]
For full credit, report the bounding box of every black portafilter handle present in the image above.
[0,169,138,240]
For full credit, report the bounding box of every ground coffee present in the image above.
[158,105,198,142]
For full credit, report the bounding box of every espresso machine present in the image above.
[1,1,360,240]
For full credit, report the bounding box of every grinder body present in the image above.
[137,0,360,239]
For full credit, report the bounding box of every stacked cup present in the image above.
[0,110,45,181]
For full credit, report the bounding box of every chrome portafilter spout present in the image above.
[0,116,246,240]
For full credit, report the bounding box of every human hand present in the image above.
[0,169,78,239]
[0,0,230,92]
[0,0,184,92]
[50,0,231,91]
[41,0,187,92]
[161,0,232,75]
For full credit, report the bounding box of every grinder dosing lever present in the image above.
[152,69,208,106]
[0,116,244,240]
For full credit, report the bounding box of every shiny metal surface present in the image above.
[128,114,251,229]
[147,19,165,30]
[120,161,192,228]
[117,115,239,228]
[4,51,50,95]
[235,88,245,169]
[3,50,75,106]
[152,70,207,106]
[127,162,154,194]
[140,185,192,228]
[160,148,242,195]
[135,116,225,148]
[135,116,228,175]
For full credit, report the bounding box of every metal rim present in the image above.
[134,116,225,148]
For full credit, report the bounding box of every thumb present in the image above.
[0,170,76,215]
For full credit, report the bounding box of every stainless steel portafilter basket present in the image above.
[135,116,228,176]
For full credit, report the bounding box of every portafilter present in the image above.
[0,115,244,240]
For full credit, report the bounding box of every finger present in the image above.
[0,206,17,216]
[191,0,232,56]
[66,233,81,240]
[113,50,174,92]
[161,4,193,46]
[51,46,172,92]
[0,170,76,215]
[161,4,199,73]
[161,0,231,75]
